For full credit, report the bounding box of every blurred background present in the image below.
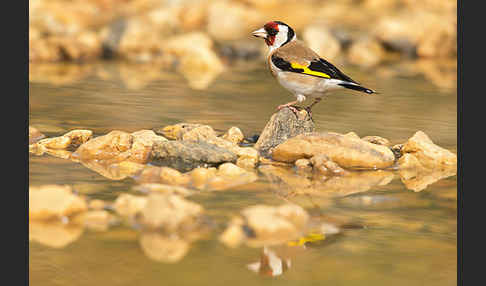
[29,0,457,86]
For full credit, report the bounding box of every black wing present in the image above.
[271,55,358,83]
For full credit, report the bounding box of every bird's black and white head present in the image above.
[252,21,296,51]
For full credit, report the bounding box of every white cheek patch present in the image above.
[273,25,289,48]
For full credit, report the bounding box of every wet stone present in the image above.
[255,108,314,158]
[271,132,395,169]
[150,140,237,172]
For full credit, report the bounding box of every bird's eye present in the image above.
[267,28,278,36]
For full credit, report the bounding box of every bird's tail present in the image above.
[338,83,377,95]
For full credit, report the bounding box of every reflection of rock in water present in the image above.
[247,247,291,277]
[139,232,190,263]
[29,221,84,249]
[259,165,395,198]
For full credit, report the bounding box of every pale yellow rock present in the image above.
[222,127,244,145]
[362,135,391,146]
[236,156,258,169]
[182,125,218,142]
[72,130,133,163]
[37,136,72,150]
[272,132,395,169]
[157,123,205,140]
[401,131,457,169]
[29,185,88,220]
[29,126,45,144]
[348,37,385,67]
[129,130,168,164]
[295,158,311,169]
[302,25,341,60]
[218,163,247,177]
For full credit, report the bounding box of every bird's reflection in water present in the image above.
[247,247,291,277]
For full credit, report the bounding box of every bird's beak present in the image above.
[252,28,267,39]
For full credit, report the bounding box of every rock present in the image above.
[155,123,206,140]
[139,232,190,263]
[181,125,218,142]
[72,130,133,163]
[217,163,248,177]
[373,11,456,58]
[150,140,237,172]
[113,194,147,218]
[222,127,244,145]
[271,132,395,169]
[254,108,314,157]
[73,130,166,165]
[236,147,260,168]
[207,1,264,41]
[302,25,341,61]
[140,193,204,231]
[347,37,386,67]
[163,32,224,89]
[295,158,312,169]
[29,185,88,220]
[33,129,92,151]
[29,126,45,144]
[310,154,348,175]
[129,130,168,163]
[361,135,391,146]
[400,131,457,169]
[236,156,258,169]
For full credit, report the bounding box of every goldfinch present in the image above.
[252,21,376,115]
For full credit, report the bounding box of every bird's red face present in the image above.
[262,21,279,46]
[252,21,294,49]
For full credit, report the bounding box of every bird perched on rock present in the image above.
[252,21,376,116]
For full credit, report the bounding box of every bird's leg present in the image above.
[277,94,306,117]
[304,98,322,121]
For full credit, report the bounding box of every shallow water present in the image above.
[29,59,457,286]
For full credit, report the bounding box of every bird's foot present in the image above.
[277,104,300,117]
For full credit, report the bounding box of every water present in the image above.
[29,59,457,286]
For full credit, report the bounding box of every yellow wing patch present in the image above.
[290,62,330,78]
[287,232,326,246]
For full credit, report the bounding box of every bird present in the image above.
[252,21,376,117]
